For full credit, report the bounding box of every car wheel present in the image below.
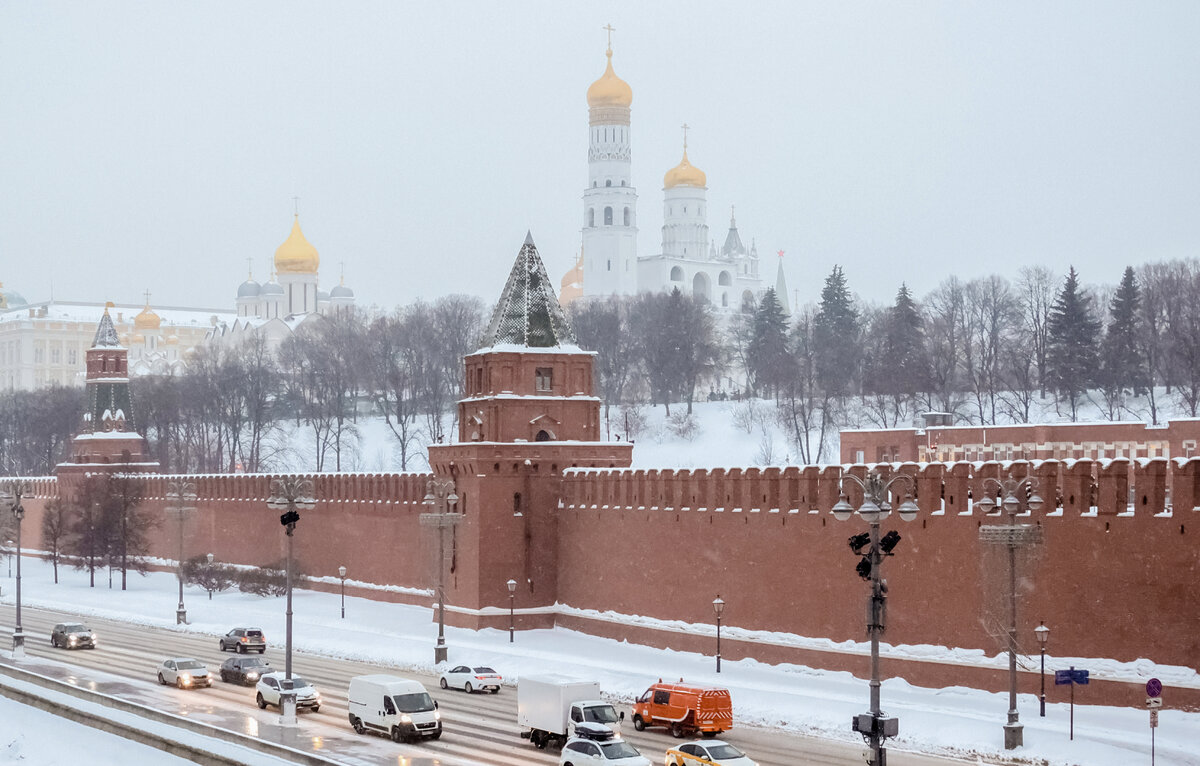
[50,637,57,648]
[237,643,245,654]
[632,715,646,732]
[258,648,265,654]
[158,673,166,685]
[218,641,225,652]
[390,726,403,743]
[257,692,267,710]
[670,722,684,739]
[701,730,719,738]
[429,731,441,741]
[439,677,448,689]
[312,704,320,713]
[490,687,499,694]
[465,682,473,694]
[531,730,545,749]
[176,677,185,689]
[351,716,365,735]
[220,672,228,683]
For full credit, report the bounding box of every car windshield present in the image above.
[600,741,640,759]
[246,630,263,637]
[584,705,619,724]
[281,677,311,690]
[64,624,88,632]
[243,658,269,667]
[707,744,746,759]
[393,692,434,713]
[176,660,204,670]
[472,667,497,674]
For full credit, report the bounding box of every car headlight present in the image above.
[434,710,442,721]
[180,674,192,685]
[246,672,258,679]
[399,714,412,723]
[313,691,320,699]
[68,637,77,644]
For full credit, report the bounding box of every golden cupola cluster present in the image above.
[586,48,633,109]
[133,302,161,331]
[274,215,320,274]
[663,147,707,189]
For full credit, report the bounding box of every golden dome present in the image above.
[559,250,584,306]
[587,49,632,109]
[274,215,320,274]
[664,148,707,189]
[133,304,161,331]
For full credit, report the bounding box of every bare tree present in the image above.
[1016,265,1057,398]
[41,495,69,584]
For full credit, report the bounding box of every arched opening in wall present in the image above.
[606,179,612,187]
[621,180,627,186]
[670,266,684,282]
[722,292,728,307]
[588,209,595,227]
[513,493,522,516]
[718,271,732,286]
[741,290,755,312]
[693,272,712,303]
[623,207,630,226]
[604,207,613,225]
[535,429,555,441]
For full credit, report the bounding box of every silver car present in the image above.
[157,658,212,689]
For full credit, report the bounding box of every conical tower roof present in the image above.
[484,233,576,348]
[775,251,791,316]
[92,303,121,348]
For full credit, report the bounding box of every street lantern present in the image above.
[713,596,725,673]
[832,469,918,766]
[0,482,31,658]
[420,478,461,664]
[1035,622,1050,717]
[164,480,197,625]
[339,565,347,619]
[266,476,316,725]
[206,553,215,599]
[507,578,517,642]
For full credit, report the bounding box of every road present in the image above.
[0,604,998,766]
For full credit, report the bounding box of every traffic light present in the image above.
[280,510,300,527]
[856,556,872,580]
[848,532,871,554]
[879,530,901,554]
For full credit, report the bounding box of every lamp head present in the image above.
[1002,494,1020,514]
[1034,621,1050,646]
[339,565,347,578]
[831,495,855,522]
[897,496,920,522]
[1027,493,1044,511]
[712,596,725,616]
[858,497,883,524]
[206,553,214,565]
[507,578,517,593]
[976,494,996,514]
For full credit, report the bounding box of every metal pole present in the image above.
[176,505,186,625]
[1040,645,1046,717]
[435,518,447,663]
[285,526,293,678]
[13,507,24,658]
[716,614,722,673]
[869,518,884,766]
[340,576,345,619]
[509,592,514,643]
[1002,493,1023,749]
[1070,668,1075,741]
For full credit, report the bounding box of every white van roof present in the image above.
[351,674,424,691]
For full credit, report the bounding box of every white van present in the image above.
[347,674,442,743]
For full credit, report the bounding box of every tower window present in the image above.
[604,206,613,225]
[621,180,627,186]
[623,207,630,226]
[535,367,553,391]
[588,209,595,227]
[606,179,612,187]
[684,206,687,213]
[607,260,612,271]
[593,181,597,188]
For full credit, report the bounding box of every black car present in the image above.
[218,627,266,653]
[51,623,97,649]
[220,655,272,685]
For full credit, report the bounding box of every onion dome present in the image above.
[664,147,707,189]
[134,303,161,331]
[330,284,354,299]
[587,48,632,108]
[261,280,284,297]
[237,278,261,298]
[274,215,320,274]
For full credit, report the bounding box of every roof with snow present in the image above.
[92,309,121,348]
[482,232,576,348]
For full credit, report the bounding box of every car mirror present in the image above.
[434,700,439,709]
[619,711,625,721]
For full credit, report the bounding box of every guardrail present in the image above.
[0,660,344,766]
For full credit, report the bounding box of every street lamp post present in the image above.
[977,474,1044,750]
[5,540,11,578]
[420,478,460,664]
[164,481,197,625]
[339,566,347,619]
[0,482,32,658]
[206,553,214,599]
[713,596,725,673]
[1035,622,1050,717]
[267,476,316,726]
[832,470,920,766]
[507,579,517,642]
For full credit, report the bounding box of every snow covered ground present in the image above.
[0,555,1195,766]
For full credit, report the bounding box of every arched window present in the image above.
[623,207,630,226]
[670,266,684,281]
[592,181,597,188]
[722,292,729,307]
[588,209,595,227]
[742,290,756,312]
[536,429,553,442]
[693,272,712,303]
[718,271,732,286]
[604,206,613,225]
[606,179,612,187]
[621,180,627,186]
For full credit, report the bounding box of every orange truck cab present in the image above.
[631,680,732,738]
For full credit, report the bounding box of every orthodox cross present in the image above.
[681,122,690,150]
[340,260,346,285]
[143,289,152,306]
[603,23,615,50]
[292,196,300,216]
[246,256,254,279]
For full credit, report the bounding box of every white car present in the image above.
[157,658,212,689]
[560,734,650,766]
[439,665,503,693]
[255,671,321,712]
[667,740,757,766]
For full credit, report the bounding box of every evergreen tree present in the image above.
[1046,266,1101,420]
[813,266,860,397]
[1100,266,1145,401]
[863,284,930,425]
[747,288,793,399]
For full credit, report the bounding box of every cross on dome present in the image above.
[603,23,615,52]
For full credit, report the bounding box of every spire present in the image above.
[722,207,744,257]
[484,234,576,348]
[92,302,121,348]
[775,250,791,316]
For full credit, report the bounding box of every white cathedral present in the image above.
[561,38,790,315]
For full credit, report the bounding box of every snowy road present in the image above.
[0,603,987,766]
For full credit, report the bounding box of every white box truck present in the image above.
[518,674,624,748]
[347,674,442,743]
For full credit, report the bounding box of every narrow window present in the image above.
[535,367,552,391]
[623,207,630,226]
[604,206,613,225]
[606,179,612,187]
[588,209,595,227]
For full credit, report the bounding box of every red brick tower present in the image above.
[428,234,632,630]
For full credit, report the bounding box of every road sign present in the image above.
[1147,697,1162,708]
[1055,669,1072,685]
[1150,709,1159,728]
[1074,669,1089,685]
[1147,678,1163,698]
[1055,668,1089,685]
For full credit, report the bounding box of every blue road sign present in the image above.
[1055,669,1073,685]
[1074,669,1089,685]
[1147,678,1163,698]
[1055,668,1089,685]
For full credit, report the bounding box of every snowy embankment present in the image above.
[1,555,1196,766]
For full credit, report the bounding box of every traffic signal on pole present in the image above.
[879,530,902,554]
[848,532,871,555]
[856,556,872,580]
[280,510,300,527]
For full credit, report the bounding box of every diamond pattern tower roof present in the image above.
[91,304,121,348]
[484,233,576,348]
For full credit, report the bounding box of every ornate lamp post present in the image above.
[832,470,920,766]
[165,480,197,625]
[507,579,517,642]
[339,565,347,619]
[1035,622,1050,717]
[266,476,316,725]
[206,553,214,599]
[713,596,725,673]
[977,474,1044,749]
[420,478,460,664]
[0,482,32,658]
[5,540,11,579]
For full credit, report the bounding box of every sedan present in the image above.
[439,665,503,693]
[157,658,212,689]
[666,741,757,766]
[218,627,266,653]
[255,672,320,712]
[219,655,272,685]
[50,623,97,650]
[559,736,650,766]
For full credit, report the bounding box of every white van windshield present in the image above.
[393,692,434,713]
[584,705,619,724]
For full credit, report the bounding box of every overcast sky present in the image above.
[2,2,1198,314]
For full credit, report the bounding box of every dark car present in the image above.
[220,655,272,685]
[51,622,97,649]
[219,627,266,653]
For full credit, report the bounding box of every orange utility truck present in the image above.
[630,680,732,738]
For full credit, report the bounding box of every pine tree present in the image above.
[1046,266,1101,420]
[813,266,860,397]
[881,284,929,397]
[747,288,793,399]
[1100,266,1145,397]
